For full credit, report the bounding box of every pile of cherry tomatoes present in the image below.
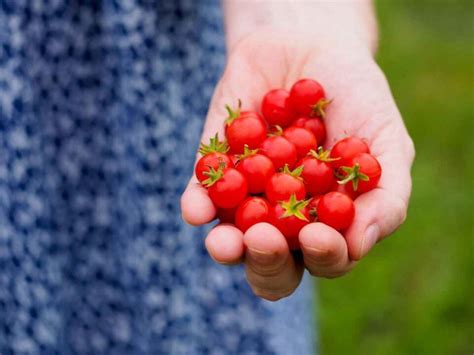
[195,79,382,249]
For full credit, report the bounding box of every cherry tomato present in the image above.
[283,126,317,159]
[298,148,337,196]
[235,197,271,232]
[236,146,275,194]
[195,134,232,183]
[293,117,327,145]
[265,165,306,204]
[260,135,297,170]
[217,206,238,224]
[261,89,294,127]
[225,101,267,154]
[204,166,248,209]
[331,136,370,169]
[339,153,382,193]
[269,194,310,249]
[317,192,355,231]
[289,78,330,118]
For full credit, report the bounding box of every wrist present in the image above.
[224,1,378,56]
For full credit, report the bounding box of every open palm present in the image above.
[181,30,414,300]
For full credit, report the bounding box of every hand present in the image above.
[181,29,415,301]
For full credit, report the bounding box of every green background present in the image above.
[317,1,473,354]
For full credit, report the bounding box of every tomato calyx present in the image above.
[267,125,284,137]
[237,144,259,161]
[202,164,226,187]
[279,194,310,221]
[199,133,229,155]
[308,147,340,162]
[337,163,370,191]
[224,99,242,126]
[310,98,332,118]
[282,164,304,179]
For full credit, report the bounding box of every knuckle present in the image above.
[247,260,285,278]
[246,253,287,278]
[392,196,408,226]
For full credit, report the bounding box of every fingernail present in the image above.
[247,247,279,265]
[361,224,379,258]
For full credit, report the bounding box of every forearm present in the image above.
[223,0,378,55]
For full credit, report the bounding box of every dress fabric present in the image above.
[0,1,315,354]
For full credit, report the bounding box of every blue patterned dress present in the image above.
[0,1,315,354]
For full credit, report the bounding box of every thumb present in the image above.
[181,56,267,225]
[344,122,415,260]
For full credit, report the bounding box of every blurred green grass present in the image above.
[317,1,474,354]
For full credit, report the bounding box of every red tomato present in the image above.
[236,146,275,194]
[317,192,355,231]
[298,149,337,196]
[283,126,317,159]
[289,79,330,118]
[265,165,306,204]
[235,197,271,232]
[205,167,248,209]
[225,101,267,154]
[293,117,327,145]
[331,136,370,169]
[269,194,310,249]
[217,206,238,224]
[261,89,294,127]
[260,135,297,170]
[339,153,382,193]
[195,134,232,183]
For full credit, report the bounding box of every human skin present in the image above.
[181,1,415,301]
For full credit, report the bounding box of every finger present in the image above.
[181,56,267,226]
[345,122,415,261]
[299,223,355,278]
[300,53,415,260]
[205,224,244,265]
[181,176,217,225]
[243,223,303,301]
